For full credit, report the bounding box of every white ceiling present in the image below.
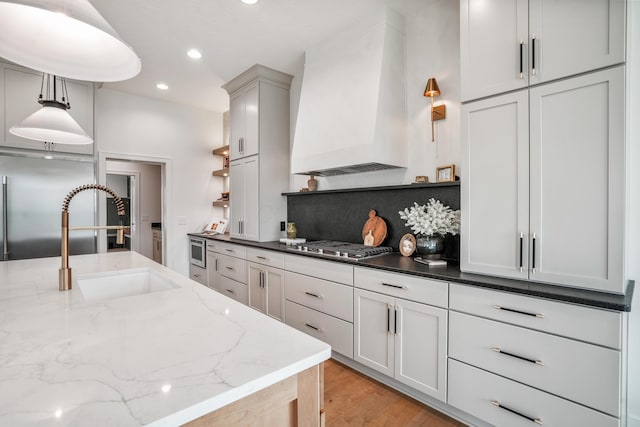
[90,0,423,113]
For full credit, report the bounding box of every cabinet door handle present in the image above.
[519,40,524,79]
[304,322,323,332]
[491,401,543,425]
[394,307,398,335]
[531,233,537,273]
[519,232,524,272]
[386,305,391,333]
[304,291,322,299]
[491,347,544,366]
[493,305,544,318]
[260,271,265,288]
[382,282,407,290]
[215,259,218,272]
[225,288,235,295]
[531,35,537,76]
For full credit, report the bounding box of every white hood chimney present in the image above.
[291,8,407,177]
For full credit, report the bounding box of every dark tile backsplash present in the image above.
[286,183,460,259]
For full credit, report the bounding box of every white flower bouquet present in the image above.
[399,198,460,237]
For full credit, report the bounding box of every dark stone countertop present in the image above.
[189,233,634,312]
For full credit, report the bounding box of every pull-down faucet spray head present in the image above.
[59,184,127,291]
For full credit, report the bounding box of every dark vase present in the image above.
[415,234,445,259]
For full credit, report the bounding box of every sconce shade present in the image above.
[424,78,441,98]
[10,102,92,145]
[0,0,141,82]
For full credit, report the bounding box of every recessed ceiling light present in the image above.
[187,49,202,59]
[156,83,169,90]
[241,0,259,4]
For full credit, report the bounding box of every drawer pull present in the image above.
[304,323,323,332]
[382,282,407,290]
[256,256,268,260]
[491,400,543,425]
[225,289,235,295]
[492,347,544,366]
[225,266,235,271]
[304,291,323,299]
[493,305,544,318]
[226,248,235,253]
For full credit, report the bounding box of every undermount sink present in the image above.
[77,268,179,302]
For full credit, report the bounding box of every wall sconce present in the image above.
[424,77,446,142]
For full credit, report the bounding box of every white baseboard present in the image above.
[629,415,640,427]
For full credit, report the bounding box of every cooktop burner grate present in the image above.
[286,240,393,260]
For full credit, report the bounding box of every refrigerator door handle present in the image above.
[2,176,8,261]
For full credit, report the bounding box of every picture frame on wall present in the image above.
[436,164,456,182]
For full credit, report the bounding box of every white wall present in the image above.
[95,88,223,276]
[626,1,640,425]
[106,160,162,260]
[289,1,460,191]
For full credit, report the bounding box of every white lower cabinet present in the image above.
[283,255,354,358]
[189,264,207,286]
[354,288,448,401]
[448,283,626,425]
[285,300,353,358]
[248,262,284,321]
[219,275,248,305]
[448,360,619,427]
[205,243,219,291]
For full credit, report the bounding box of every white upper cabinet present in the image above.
[529,66,624,291]
[461,0,626,101]
[0,62,94,155]
[461,90,530,281]
[461,0,529,101]
[462,66,625,293]
[223,65,292,242]
[228,81,259,160]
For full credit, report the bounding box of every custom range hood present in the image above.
[291,8,407,177]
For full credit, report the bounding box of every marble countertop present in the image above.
[0,252,330,426]
[190,233,634,312]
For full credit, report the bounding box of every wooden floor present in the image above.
[323,359,466,426]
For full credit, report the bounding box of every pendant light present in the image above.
[9,74,92,145]
[0,0,141,82]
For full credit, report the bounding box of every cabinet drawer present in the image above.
[448,359,619,427]
[189,264,207,286]
[216,242,247,259]
[449,312,621,416]
[284,254,353,285]
[284,271,353,322]
[246,248,285,269]
[205,239,219,252]
[354,267,448,308]
[218,254,247,284]
[285,300,353,358]
[449,283,622,349]
[219,276,248,305]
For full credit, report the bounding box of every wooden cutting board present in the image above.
[362,210,387,247]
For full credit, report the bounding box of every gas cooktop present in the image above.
[286,240,393,260]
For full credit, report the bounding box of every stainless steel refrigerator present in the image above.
[1,154,96,261]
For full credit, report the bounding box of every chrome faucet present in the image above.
[59,184,128,291]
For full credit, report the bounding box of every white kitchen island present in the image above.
[0,252,331,426]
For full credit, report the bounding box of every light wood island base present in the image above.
[185,364,324,427]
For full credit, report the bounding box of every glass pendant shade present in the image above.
[0,0,141,82]
[10,102,92,145]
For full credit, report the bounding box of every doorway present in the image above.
[105,172,137,252]
[98,153,170,266]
